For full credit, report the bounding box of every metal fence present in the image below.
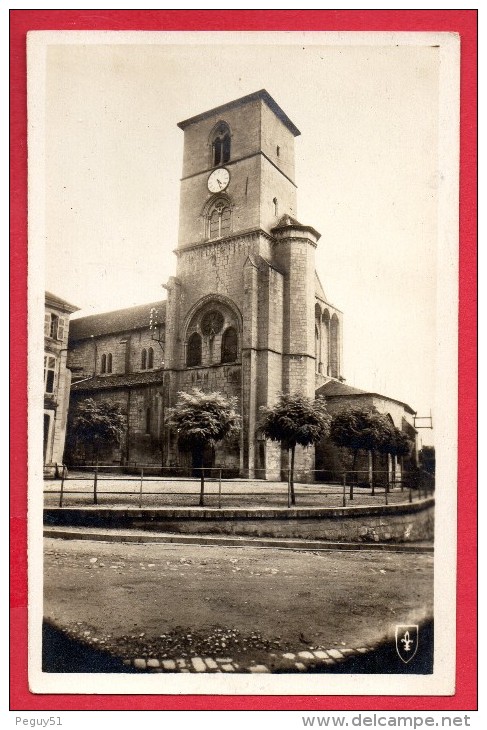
[43,464,434,509]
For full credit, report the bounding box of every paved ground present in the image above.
[44,474,423,509]
[43,537,433,674]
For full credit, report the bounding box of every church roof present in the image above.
[70,300,166,341]
[45,291,79,314]
[314,272,328,302]
[71,370,165,392]
[316,380,416,415]
[272,214,321,241]
[177,89,301,137]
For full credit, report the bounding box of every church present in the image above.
[67,90,416,479]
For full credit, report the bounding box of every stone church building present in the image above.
[67,90,416,479]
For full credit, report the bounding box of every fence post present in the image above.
[342,474,346,508]
[59,464,66,508]
[139,467,144,509]
[409,485,412,503]
[385,483,388,505]
[218,469,222,509]
[287,469,291,508]
[93,464,98,506]
[349,476,353,501]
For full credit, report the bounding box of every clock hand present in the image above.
[218,180,223,188]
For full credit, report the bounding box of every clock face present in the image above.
[207,167,230,193]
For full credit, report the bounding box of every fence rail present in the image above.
[43,463,434,510]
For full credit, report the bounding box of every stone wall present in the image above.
[45,498,435,544]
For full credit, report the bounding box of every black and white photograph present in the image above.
[28,30,459,695]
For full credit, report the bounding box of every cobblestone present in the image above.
[191,657,206,672]
[124,644,374,673]
[327,648,345,659]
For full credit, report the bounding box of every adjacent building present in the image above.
[44,291,79,474]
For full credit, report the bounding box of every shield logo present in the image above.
[395,625,419,664]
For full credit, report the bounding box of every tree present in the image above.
[259,393,331,505]
[391,428,413,486]
[69,398,126,462]
[166,389,240,506]
[329,407,393,489]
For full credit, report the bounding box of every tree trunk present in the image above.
[195,449,205,507]
[369,450,374,494]
[290,445,296,506]
[352,449,358,485]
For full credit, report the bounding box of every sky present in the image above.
[42,32,450,446]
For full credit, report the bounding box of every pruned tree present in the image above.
[166,389,240,506]
[329,407,393,489]
[259,393,331,505]
[69,398,126,462]
[390,427,413,486]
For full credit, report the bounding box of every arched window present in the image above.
[141,348,147,370]
[330,314,339,378]
[322,310,330,376]
[212,123,231,166]
[107,353,112,374]
[100,353,107,374]
[208,199,231,240]
[187,332,202,367]
[221,327,238,363]
[273,197,279,217]
[147,347,154,369]
[315,325,320,373]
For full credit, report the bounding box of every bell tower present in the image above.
[164,90,323,479]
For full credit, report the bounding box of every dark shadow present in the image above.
[277,620,434,674]
[42,620,142,673]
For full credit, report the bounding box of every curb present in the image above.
[44,527,434,552]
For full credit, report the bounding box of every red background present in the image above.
[10,10,477,711]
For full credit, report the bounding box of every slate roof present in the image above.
[45,291,79,314]
[316,380,416,415]
[271,214,321,241]
[71,369,165,392]
[70,300,166,341]
[177,89,301,137]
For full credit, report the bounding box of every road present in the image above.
[43,537,433,673]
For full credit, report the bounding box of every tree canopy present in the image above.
[69,398,126,459]
[166,388,240,505]
[329,406,389,455]
[259,393,331,450]
[259,393,331,503]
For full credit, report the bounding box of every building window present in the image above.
[146,407,151,435]
[44,313,66,341]
[276,145,280,157]
[101,353,112,374]
[141,348,147,370]
[44,354,56,394]
[212,123,231,166]
[147,347,154,369]
[315,325,320,373]
[187,332,202,367]
[330,314,339,378]
[221,327,238,363]
[208,200,231,240]
[273,197,279,217]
